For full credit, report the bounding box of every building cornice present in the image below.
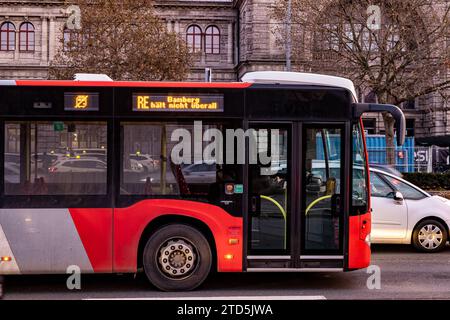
[0,0,64,6]
[154,1,233,9]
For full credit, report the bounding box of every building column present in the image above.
[227,23,233,64]
[174,20,180,34]
[48,17,55,61]
[234,21,239,68]
[167,20,172,32]
[14,28,19,61]
[41,17,48,64]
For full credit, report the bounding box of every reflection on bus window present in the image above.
[304,128,342,252]
[249,128,289,252]
[4,122,107,195]
[352,123,368,214]
[120,123,238,199]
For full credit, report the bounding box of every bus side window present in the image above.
[4,122,108,196]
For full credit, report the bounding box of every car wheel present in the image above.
[143,224,212,291]
[412,219,448,253]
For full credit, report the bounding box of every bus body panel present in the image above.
[113,199,243,273]
[0,209,101,274]
[348,212,371,269]
[68,208,113,273]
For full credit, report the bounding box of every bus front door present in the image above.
[246,123,345,271]
[300,125,345,269]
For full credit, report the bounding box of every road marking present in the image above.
[85,295,327,301]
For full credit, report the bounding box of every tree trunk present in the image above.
[382,112,396,165]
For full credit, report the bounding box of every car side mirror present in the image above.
[394,191,404,202]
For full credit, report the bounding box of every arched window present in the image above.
[205,26,220,54]
[63,27,77,51]
[19,22,35,52]
[0,22,16,51]
[186,25,202,53]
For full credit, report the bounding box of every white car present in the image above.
[49,158,107,173]
[129,154,157,173]
[370,168,450,252]
[182,162,217,184]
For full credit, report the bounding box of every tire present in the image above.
[412,219,448,253]
[143,224,212,291]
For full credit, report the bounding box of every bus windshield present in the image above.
[352,123,369,214]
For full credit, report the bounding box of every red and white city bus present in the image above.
[0,72,405,291]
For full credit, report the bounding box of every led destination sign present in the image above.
[64,93,99,111]
[133,94,224,112]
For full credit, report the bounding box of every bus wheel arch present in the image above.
[137,215,217,275]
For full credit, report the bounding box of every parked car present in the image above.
[370,164,403,177]
[129,153,158,173]
[370,167,450,252]
[48,158,107,173]
[182,161,217,184]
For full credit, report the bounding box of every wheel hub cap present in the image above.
[159,239,196,278]
[418,224,443,249]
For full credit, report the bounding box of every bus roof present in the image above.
[0,71,357,99]
[242,71,357,100]
[0,80,251,89]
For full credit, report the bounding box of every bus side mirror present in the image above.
[353,103,406,146]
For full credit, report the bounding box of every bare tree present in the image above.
[273,0,449,164]
[50,0,192,81]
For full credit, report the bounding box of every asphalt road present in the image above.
[2,244,450,300]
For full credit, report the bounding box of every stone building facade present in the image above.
[0,0,66,79]
[154,0,238,81]
[0,0,448,146]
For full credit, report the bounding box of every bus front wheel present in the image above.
[143,224,212,291]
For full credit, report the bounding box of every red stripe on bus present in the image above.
[69,208,113,273]
[113,199,243,273]
[14,80,252,89]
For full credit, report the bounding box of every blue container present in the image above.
[365,135,415,173]
[316,134,415,173]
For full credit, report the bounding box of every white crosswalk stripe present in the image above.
[85,295,327,300]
